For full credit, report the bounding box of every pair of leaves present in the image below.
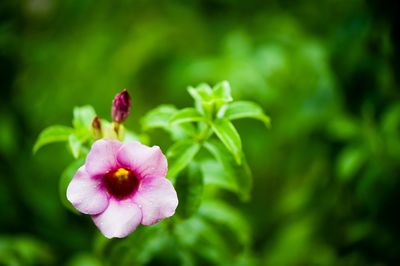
[174,216,232,265]
[175,162,204,218]
[169,102,269,165]
[221,101,271,127]
[141,105,196,140]
[213,101,270,164]
[187,81,233,118]
[167,138,252,220]
[186,81,270,127]
[199,199,251,247]
[169,109,243,164]
[144,82,270,168]
[166,140,203,218]
[33,126,73,154]
[172,85,269,164]
[167,138,252,212]
[211,118,242,164]
[167,140,201,180]
[101,225,169,266]
[174,200,250,265]
[142,82,266,213]
[203,140,252,201]
[0,236,53,266]
[336,146,366,182]
[33,106,96,158]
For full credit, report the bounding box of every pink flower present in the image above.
[66,139,178,238]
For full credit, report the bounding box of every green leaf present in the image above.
[175,216,232,264]
[141,105,177,130]
[188,84,213,103]
[73,105,96,130]
[66,253,102,266]
[59,159,84,214]
[327,116,359,140]
[167,140,201,180]
[126,227,170,265]
[336,147,366,181]
[188,81,235,118]
[222,101,270,127]
[188,84,214,116]
[0,236,53,266]
[103,225,167,266]
[382,103,400,135]
[203,140,252,200]
[211,118,242,164]
[176,163,204,218]
[68,134,82,159]
[200,160,237,191]
[212,81,233,113]
[33,126,73,153]
[200,199,251,246]
[141,105,196,140]
[212,81,233,103]
[169,108,206,125]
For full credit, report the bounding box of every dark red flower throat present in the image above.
[104,168,138,198]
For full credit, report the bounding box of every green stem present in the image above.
[196,121,213,143]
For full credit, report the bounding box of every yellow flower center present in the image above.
[114,168,130,181]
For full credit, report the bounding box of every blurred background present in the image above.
[1,0,399,265]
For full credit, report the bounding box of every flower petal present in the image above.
[117,141,167,179]
[66,167,109,215]
[134,178,178,225]
[85,139,122,177]
[92,198,142,238]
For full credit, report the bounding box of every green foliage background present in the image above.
[0,0,399,265]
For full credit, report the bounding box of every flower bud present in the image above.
[112,89,131,123]
[92,116,103,139]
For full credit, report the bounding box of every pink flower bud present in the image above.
[112,89,131,123]
[92,116,102,139]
